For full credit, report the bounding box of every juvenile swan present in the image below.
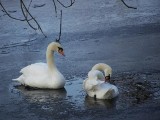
[83,63,119,99]
[13,42,65,89]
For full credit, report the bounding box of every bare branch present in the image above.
[28,0,33,10]
[58,10,62,41]
[52,0,57,17]
[20,0,47,37]
[121,0,137,9]
[26,0,33,17]
[20,0,37,30]
[1,0,76,38]
[57,0,75,8]
[0,0,29,21]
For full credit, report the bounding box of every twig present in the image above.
[20,0,37,30]
[58,10,62,41]
[0,0,30,21]
[56,10,63,42]
[121,0,137,9]
[28,0,33,10]
[20,0,47,37]
[57,0,75,8]
[52,0,57,17]
[1,0,76,38]
[26,0,33,17]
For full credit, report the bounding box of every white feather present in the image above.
[83,64,119,99]
[13,42,65,89]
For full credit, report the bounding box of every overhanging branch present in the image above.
[0,0,31,21]
[20,0,37,30]
[20,0,47,37]
[52,0,57,17]
[56,10,63,42]
[121,0,137,9]
[57,0,75,8]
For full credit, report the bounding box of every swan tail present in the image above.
[12,78,20,81]
[12,75,24,83]
[104,89,115,99]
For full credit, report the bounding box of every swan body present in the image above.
[83,63,119,99]
[13,42,65,89]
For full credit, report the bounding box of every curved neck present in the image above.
[91,63,112,76]
[46,44,57,72]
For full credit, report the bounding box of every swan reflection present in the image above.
[84,95,117,109]
[12,85,67,103]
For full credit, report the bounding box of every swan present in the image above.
[13,42,66,89]
[83,63,119,99]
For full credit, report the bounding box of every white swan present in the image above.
[83,63,119,99]
[13,42,66,89]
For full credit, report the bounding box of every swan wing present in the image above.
[13,63,50,86]
[99,83,119,99]
[84,78,102,91]
[20,63,48,75]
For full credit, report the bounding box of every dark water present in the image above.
[0,0,160,119]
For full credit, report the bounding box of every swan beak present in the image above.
[59,51,65,56]
[105,76,110,82]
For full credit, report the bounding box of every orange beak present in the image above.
[59,50,65,56]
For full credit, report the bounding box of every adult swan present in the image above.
[13,42,66,89]
[83,63,119,99]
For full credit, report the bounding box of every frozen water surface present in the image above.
[0,0,160,120]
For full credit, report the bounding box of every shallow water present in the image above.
[6,71,159,119]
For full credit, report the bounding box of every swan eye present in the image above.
[58,47,65,56]
[58,47,63,52]
[105,75,110,80]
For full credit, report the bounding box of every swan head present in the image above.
[104,69,112,82]
[57,46,65,56]
[48,42,65,56]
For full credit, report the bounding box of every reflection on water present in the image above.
[84,95,117,109]
[9,73,156,114]
[9,77,117,111]
[10,84,67,103]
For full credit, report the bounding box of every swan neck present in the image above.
[92,63,111,76]
[46,47,57,71]
[104,69,110,76]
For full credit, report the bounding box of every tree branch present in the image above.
[20,0,47,37]
[0,0,30,21]
[1,0,76,38]
[52,0,57,17]
[20,0,37,30]
[26,0,33,18]
[56,10,63,42]
[58,10,62,41]
[121,0,137,9]
[57,0,75,8]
